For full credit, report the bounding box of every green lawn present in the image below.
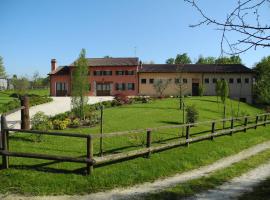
[3,88,50,97]
[0,96,269,195]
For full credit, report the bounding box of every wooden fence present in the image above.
[0,96,270,175]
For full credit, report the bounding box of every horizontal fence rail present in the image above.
[0,100,270,175]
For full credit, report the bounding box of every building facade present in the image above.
[49,58,139,97]
[138,64,254,103]
[49,57,254,103]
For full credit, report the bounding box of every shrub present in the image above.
[114,94,130,105]
[31,111,53,142]
[111,99,121,107]
[70,118,80,128]
[186,104,199,124]
[53,119,69,130]
[199,85,205,97]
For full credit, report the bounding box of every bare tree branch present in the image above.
[185,0,270,55]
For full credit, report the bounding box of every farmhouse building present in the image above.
[49,57,254,103]
[138,64,254,103]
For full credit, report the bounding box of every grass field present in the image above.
[0,96,269,195]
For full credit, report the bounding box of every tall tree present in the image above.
[215,56,242,64]
[220,80,229,128]
[253,56,270,105]
[71,49,89,120]
[0,56,7,78]
[196,56,215,64]
[175,53,192,64]
[166,58,175,64]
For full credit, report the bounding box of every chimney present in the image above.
[51,59,57,71]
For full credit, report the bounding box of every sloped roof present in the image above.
[48,66,70,75]
[71,57,139,66]
[139,64,253,73]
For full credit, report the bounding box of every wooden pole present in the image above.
[186,125,190,147]
[99,105,104,156]
[244,117,248,132]
[1,115,9,169]
[211,122,215,140]
[21,96,30,130]
[264,115,267,126]
[255,115,259,129]
[146,129,151,158]
[86,136,93,175]
[230,118,234,136]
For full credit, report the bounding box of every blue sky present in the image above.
[0,0,269,77]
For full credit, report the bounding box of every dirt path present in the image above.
[187,160,270,200]
[1,140,270,200]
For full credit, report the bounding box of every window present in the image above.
[149,79,154,84]
[204,78,209,84]
[103,71,112,76]
[141,79,147,84]
[175,78,180,84]
[127,83,135,90]
[240,98,246,102]
[125,71,135,75]
[94,71,102,76]
[183,78,187,84]
[115,83,125,91]
[237,78,242,84]
[116,70,125,75]
[213,78,217,83]
[229,78,234,84]
[245,78,249,84]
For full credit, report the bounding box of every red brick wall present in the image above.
[50,65,138,96]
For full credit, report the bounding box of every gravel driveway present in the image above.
[4,96,113,129]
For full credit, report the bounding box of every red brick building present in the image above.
[49,57,139,96]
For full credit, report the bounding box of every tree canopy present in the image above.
[0,56,7,78]
[165,53,192,64]
[253,56,270,105]
[196,55,242,64]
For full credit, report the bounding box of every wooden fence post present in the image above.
[21,96,30,130]
[146,129,151,158]
[264,115,267,126]
[86,135,93,175]
[186,125,190,147]
[255,115,259,129]
[244,117,248,132]
[99,105,104,157]
[211,122,215,140]
[230,118,234,136]
[1,115,9,169]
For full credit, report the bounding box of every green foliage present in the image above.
[31,111,53,142]
[215,80,222,101]
[0,56,7,78]
[196,56,215,64]
[220,80,229,104]
[70,118,80,128]
[198,85,205,97]
[253,56,270,105]
[175,53,192,64]
[71,49,89,119]
[166,58,175,64]
[215,55,242,64]
[11,76,30,95]
[186,104,199,123]
[0,99,20,113]
[52,119,70,130]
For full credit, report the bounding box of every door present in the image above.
[56,82,67,96]
[96,83,111,96]
[192,83,199,96]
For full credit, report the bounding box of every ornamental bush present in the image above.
[186,104,199,124]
